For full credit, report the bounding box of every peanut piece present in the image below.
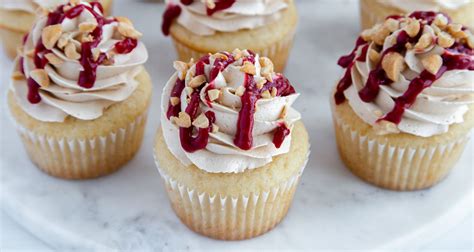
[382,52,406,82]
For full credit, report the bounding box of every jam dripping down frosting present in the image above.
[167,51,296,153]
[22,1,138,103]
[161,0,236,36]
[334,11,474,126]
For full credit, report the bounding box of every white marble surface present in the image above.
[0,0,473,251]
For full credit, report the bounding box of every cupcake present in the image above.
[360,0,474,30]
[0,0,113,59]
[331,12,474,191]
[7,0,151,179]
[154,49,309,239]
[161,0,298,72]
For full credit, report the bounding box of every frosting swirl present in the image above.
[335,12,474,137]
[161,50,301,173]
[162,0,289,36]
[10,1,148,122]
[379,0,472,12]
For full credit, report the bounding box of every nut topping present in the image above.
[79,22,97,33]
[64,42,81,60]
[173,61,189,80]
[421,54,443,75]
[404,19,421,37]
[173,112,191,128]
[207,89,220,101]
[437,32,455,48]
[368,48,381,63]
[414,33,433,50]
[170,97,180,106]
[192,113,210,129]
[381,52,406,82]
[373,120,400,135]
[44,53,64,66]
[235,86,245,97]
[260,90,271,99]
[42,24,62,50]
[30,69,50,87]
[240,61,256,75]
[188,75,206,88]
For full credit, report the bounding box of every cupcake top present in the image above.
[335,11,474,137]
[161,49,301,173]
[0,0,99,13]
[10,0,148,122]
[161,0,289,36]
[379,0,471,11]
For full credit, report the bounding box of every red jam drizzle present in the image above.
[115,38,138,54]
[166,78,185,119]
[167,53,296,152]
[27,78,42,104]
[234,72,296,150]
[162,0,236,36]
[25,2,137,103]
[334,37,367,104]
[273,123,290,148]
[161,4,181,36]
[206,0,236,16]
[335,11,474,127]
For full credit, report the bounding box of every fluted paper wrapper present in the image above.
[154,151,309,240]
[333,114,470,191]
[171,28,295,73]
[13,113,147,179]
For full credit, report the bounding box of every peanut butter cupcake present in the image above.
[161,0,298,72]
[0,0,113,59]
[8,0,151,179]
[331,12,474,190]
[360,0,474,30]
[154,49,309,240]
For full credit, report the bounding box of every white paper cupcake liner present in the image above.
[12,113,148,179]
[154,146,309,240]
[333,114,470,190]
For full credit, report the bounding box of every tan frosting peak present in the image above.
[10,0,148,122]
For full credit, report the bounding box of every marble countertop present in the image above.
[0,0,473,251]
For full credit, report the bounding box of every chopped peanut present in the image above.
[207,89,220,101]
[30,69,50,87]
[170,97,180,106]
[44,53,64,66]
[188,75,206,88]
[421,54,443,75]
[382,52,406,82]
[192,114,210,129]
[42,24,62,50]
[240,61,256,75]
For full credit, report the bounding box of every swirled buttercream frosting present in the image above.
[10,0,148,122]
[161,0,289,36]
[334,11,474,137]
[161,49,301,173]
